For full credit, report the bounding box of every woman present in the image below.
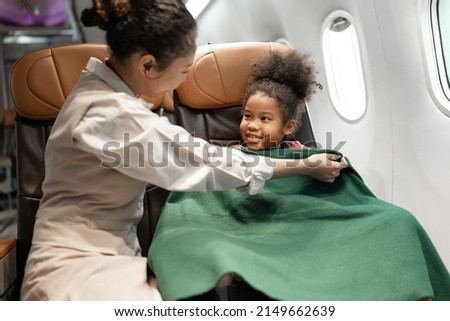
[20,0,344,300]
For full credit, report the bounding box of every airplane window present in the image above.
[322,14,366,121]
[432,0,450,112]
[423,0,450,116]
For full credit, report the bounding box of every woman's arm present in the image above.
[272,153,347,183]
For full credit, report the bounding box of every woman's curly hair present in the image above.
[242,48,316,136]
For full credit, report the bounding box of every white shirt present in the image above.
[73,58,275,194]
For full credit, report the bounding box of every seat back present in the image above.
[166,41,317,300]
[9,41,316,300]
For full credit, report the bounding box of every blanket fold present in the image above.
[149,149,450,300]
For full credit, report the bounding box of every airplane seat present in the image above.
[173,41,317,300]
[8,43,175,300]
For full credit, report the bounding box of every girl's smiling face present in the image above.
[239,92,296,150]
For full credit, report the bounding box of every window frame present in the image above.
[420,0,450,116]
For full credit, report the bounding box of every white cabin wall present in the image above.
[373,0,450,266]
[197,0,450,268]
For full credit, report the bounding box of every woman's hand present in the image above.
[271,153,347,182]
[304,153,347,183]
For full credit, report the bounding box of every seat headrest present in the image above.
[10,44,108,119]
[10,43,172,120]
[176,41,292,109]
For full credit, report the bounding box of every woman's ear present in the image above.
[139,54,157,77]
[283,119,297,136]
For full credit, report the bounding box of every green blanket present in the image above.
[148,148,450,300]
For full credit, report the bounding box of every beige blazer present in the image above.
[21,64,160,300]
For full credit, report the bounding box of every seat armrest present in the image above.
[0,239,17,300]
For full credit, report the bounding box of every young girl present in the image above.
[148,47,450,301]
[239,49,315,151]
[20,0,344,301]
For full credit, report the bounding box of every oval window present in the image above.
[430,0,450,115]
[322,13,367,121]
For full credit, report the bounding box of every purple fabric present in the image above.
[0,0,68,27]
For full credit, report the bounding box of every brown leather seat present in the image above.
[8,41,316,300]
[171,42,317,300]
